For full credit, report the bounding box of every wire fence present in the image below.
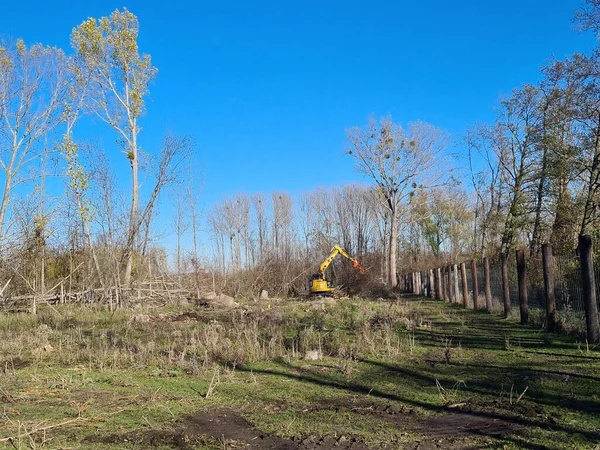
[411,249,600,337]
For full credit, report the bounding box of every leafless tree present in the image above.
[346,116,450,288]
[71,9,157,287]
[0,40,69,250]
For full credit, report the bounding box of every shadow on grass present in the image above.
[364,358,600,417]
[444,360,600,383]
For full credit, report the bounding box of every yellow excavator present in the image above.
[309,245,365,296]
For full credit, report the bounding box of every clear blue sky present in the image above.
[0,0,596,249]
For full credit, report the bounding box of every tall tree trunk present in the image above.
[0,170,13,250]
[389,207,398,288]
[124,130,139,287]
[530,146,548,256]
[550,169,577,255]
[580,119,600,237]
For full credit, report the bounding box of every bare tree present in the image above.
[272,192,294,261]
[465,124,506,256]
[251,193,269,262]
[186,174,203,297]
[346,117,449,288]
[71,8,157,287]
[172,196,190,278]
[495,87,539,257]
[0,40,69,249]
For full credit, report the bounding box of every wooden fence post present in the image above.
[436,267,443,301]
[453,264,459,306]
[471,260,479,310]
[414,272,418,295]
[516,249,529,325]
[460,262,468,308]
[444,266,452,303]
[501,252,511,318]
[441,267,447,302]
[453,265,458,303]
[483,257,492,313]
[447,265,454,303]
[579,235,600,344]
[428,269,434,298]
[541,243,557,332]
[450,264,460,303]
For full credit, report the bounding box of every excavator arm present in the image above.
[310,245,365,295]
[319,245,365,277]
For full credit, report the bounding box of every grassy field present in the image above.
[0,294,599,449]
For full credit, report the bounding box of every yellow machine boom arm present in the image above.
[318,245,365,278]
[309,245,365,295]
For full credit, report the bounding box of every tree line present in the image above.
[0,9,196,309]
[208,1,600,297]
[3,3,600,307]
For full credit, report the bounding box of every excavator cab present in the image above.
[309,274,335,296]
[309,246,365,296]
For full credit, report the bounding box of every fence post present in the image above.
[428,269,434,298]
[516,249,529,325]
[415,272,419,295]
[541,243,557,332]
[579,235,600,344]
[501,252,511,318]
[415,272,420,294]
[443,267,448,302]
[453,264,460,303]
[483,257,492,313]
[447,265,454,303]
[452,265,457,303]
[460,262,468,308]
[441,267,447,302]
[436,267,443,301]
[471,260,479,310]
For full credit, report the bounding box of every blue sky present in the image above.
[0,0,596,250]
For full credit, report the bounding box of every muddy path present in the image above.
[87,402,520,450]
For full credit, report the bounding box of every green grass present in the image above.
[0,296,599,449]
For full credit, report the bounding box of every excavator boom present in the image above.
[310,245,365,295]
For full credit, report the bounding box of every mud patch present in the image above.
[295,397,522,449]
[183,411,370,449]
[421,411,521,438]
[87,410,370,449]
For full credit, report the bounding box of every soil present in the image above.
[87,410,370,449]
[86,398,522,449]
